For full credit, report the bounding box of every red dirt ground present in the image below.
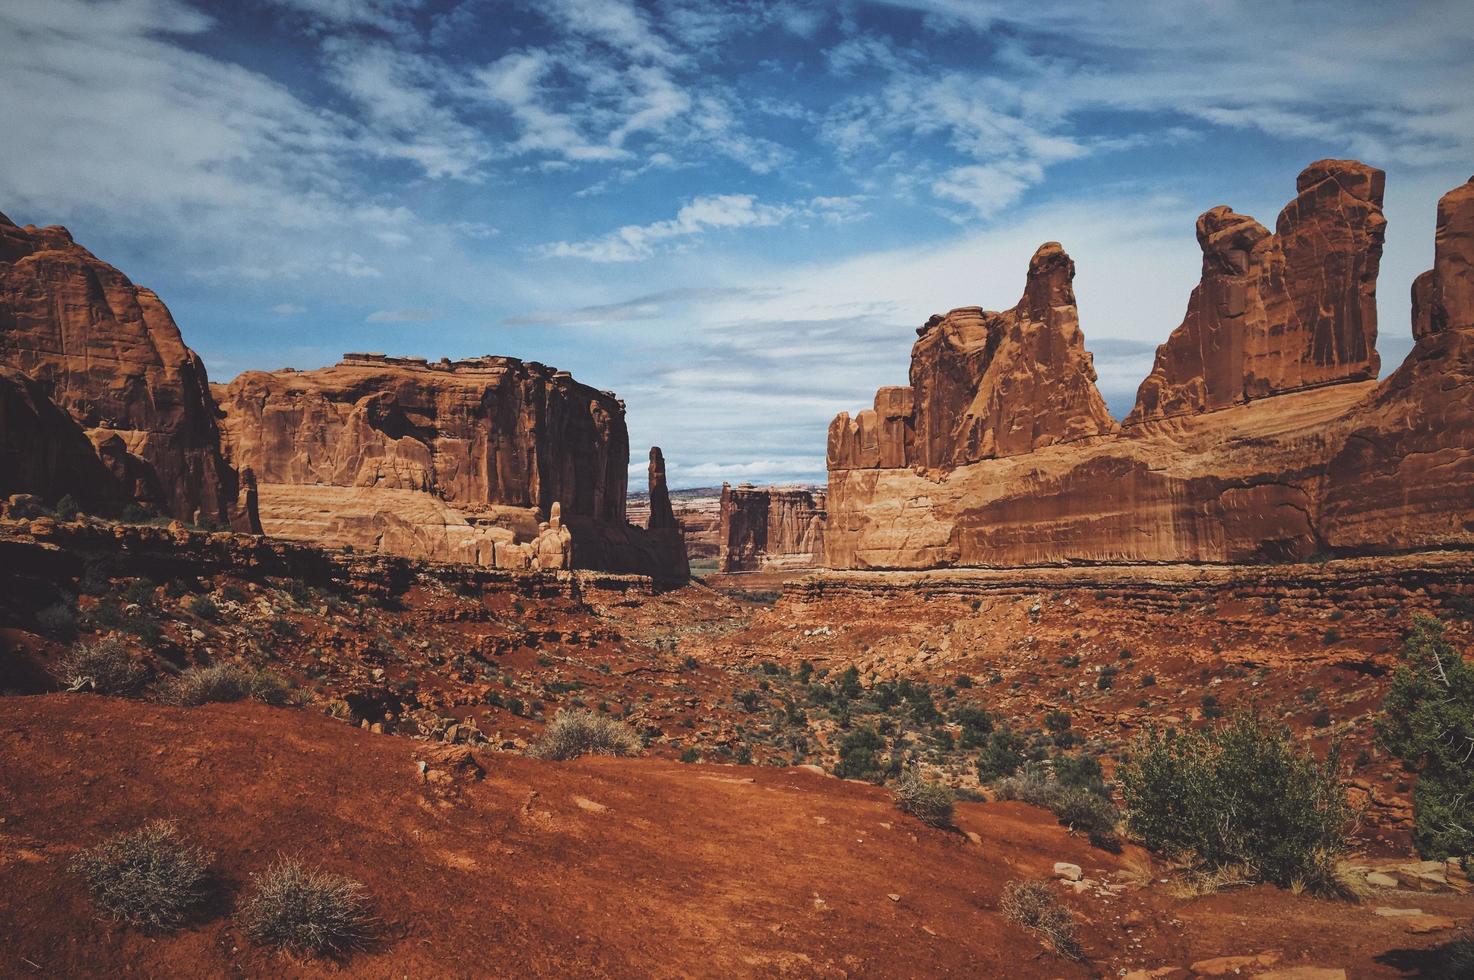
[1,695,1468,978]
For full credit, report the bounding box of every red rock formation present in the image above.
[0,366,121,506]
[829,243,1114,475]
[219,353,627,523]
[825,167,1474,570]
[718,484,826,573]
[1129,160,1385,422]
[0,212,253,529]
[219,354,685,581]
[646,447,678,530]
[1321,176,1474,550]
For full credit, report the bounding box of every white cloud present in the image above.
[270,303,307,316]
[366,308,435,322]
[540,193,795,262]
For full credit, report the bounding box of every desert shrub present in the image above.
[187,594,219,620]
[975,727,1027,781]
[994,760,1120,850]
[56,638,148,695]
[529,708,642,761]
[54,494,80,521]
[241,858,373,956]
[35,601,79,640]
[1117,713,1353,890]
[69,821,213,930]
[954,704,994,748]
[1378,615,1474,860]
[893,769,954,827]
[998,879,1080,960]
[834,725,888,782]
[160,664,294,707]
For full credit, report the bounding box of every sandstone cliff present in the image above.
[1129,160,1385,422]
[218,354,685,581]
[0,212,256,531]
[0,366,120,506]
[718,484,826,573]
[825,166,1474,570]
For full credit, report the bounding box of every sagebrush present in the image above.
[529,708,642,761]
[999,878,1080,959]
[893,769,955,827]
[1117,713,1354,891]
[160,664,294,707]
[56,638,148,695]
[69,821,213,930]
[241,858,374,956]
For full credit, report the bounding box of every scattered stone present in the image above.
[1053,861,1083,882]
[1188,950,1282,976]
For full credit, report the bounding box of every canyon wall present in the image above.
[0,212,257,531]
[826,163,1474,570]
[218,354,685,581]
[718,484,826,573]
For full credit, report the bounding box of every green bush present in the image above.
[834,725,888,782]
[998,879,1080,959]
[975,727,1027,782]
[160,664,294,707]
[994,758,1119,850]
[529,708,642,761]
[1117,713,1353,890]
[1378,615,1474,860]
[893,769,954,827]
[55,638,148,695]
[187,594,219,620]
[241,858,373,956]
[35,601,79,640]
[69,821,213,930]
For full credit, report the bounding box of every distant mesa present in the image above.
[718,483,826,574]
[826,163,1474,569]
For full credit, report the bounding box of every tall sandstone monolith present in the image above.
[829,241,1114,474]
[0,212,258,531]
[1129,160,1385,422]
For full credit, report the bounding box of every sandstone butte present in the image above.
[0,211,259,533]
[827,162,1474,570]
[215,355,687,581]
[717,483,827,574]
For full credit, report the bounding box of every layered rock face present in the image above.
[219,353,627,524]
[218,354,685,581]
[1320,176,1474,550]
[1129,160,1385,422]
[830,242,1115,474]
[826,165,1474,570]
[0,366,120,506]
[718,484,826,573]
[0,212,256,531]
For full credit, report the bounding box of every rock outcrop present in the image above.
[0,213,257,531]
[218,354,685,581]
[1320,176,1474,550]
[718,484,826,573]
[825,165,1474,570]
[0,366,120,506]
[1129,160,1385,422]
[830,242,1115,474]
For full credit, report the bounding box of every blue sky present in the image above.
[2,0,1471,488]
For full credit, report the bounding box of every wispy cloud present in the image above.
[540,194,871,262]
[366,307,434,323]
